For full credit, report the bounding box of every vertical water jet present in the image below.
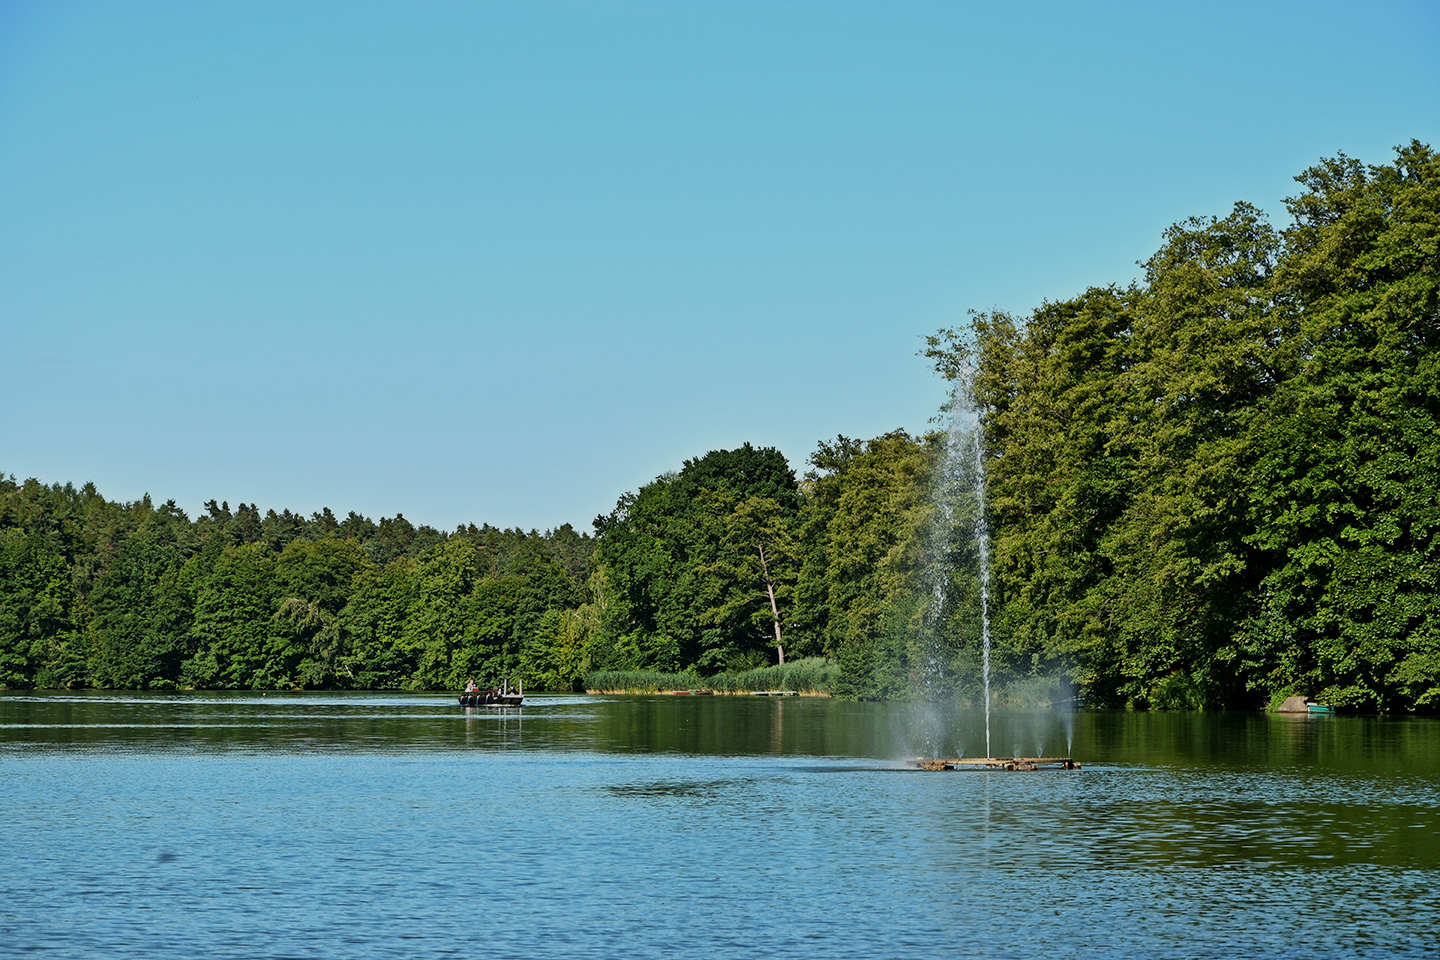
[970,381,992,761]
[931,368,993,759]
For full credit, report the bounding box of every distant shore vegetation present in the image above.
[3,142,1437,711]
[586,659,840,696]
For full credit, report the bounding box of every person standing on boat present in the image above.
[464,679,477,693]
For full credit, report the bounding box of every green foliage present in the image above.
[927,140,1440,712]
[184,542,290,689]
[1240,141,1440,711]
[521,606,592,691]
[588,434,944,699]
[584,668,704,693]
[794,431,934,699]
[5,142,1433,710]
[0,529,86,688]
[590,444,804,672]
[584,657,837,695]
[0,473,595,691]
[706,657,839,694]
[88,526,190,688]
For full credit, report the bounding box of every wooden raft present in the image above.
[910,757,1080,771]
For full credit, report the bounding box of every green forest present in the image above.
[4,142,1437,710]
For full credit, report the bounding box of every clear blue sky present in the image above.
[3,1,1438,532]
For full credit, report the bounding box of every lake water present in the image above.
[3,693,1438,959]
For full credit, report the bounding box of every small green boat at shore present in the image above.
[1276,695,1336,715]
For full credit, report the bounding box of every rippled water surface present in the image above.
[3,693,1438,958]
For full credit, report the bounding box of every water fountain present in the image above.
[915,365,1078,772]
[925,370,993,752]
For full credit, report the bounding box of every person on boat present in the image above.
[464,679,477,693]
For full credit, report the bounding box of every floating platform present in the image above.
[458,692,522,708]
[910,757,1080,771]
[458,680,522,708]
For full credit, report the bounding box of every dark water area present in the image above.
[3,693,1438,958]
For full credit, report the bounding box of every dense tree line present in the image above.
[0,434,943,697]
[584,436,938,700]
[0,483,591,691]
[589,141,1440,710]
[3,143,1435,709]
[928,141,1440,711]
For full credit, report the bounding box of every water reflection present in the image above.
[5,693,1440,775]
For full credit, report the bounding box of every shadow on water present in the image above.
[603,777,755,799]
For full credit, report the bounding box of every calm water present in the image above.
[3,693,1438,959]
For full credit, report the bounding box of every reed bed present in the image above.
[586,657,837,696]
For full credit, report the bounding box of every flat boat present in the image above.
[459,679,523,708]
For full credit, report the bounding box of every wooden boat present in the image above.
[458,679,523,708]
[670,689,714,696]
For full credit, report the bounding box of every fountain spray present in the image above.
[968,382,992,761]
[935,369,992,758]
